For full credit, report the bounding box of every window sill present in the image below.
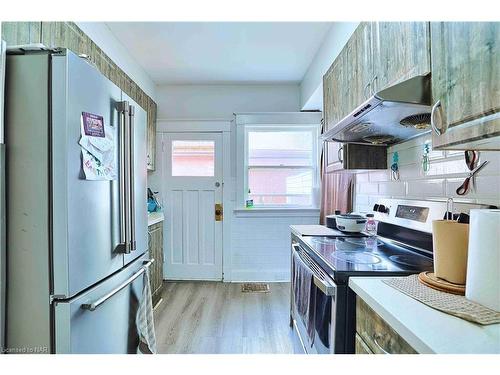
[233,207,320,218]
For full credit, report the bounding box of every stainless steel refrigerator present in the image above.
[4,48,150,353]
[0,39,6,355]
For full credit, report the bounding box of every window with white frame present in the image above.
[244,125,319,208]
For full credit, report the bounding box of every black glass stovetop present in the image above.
[297,234,433,281]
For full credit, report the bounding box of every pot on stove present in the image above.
[335,214,367,233]
[326,210,341,229]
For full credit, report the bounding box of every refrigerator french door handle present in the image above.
[117,101,130,254]
[128,104,136,251]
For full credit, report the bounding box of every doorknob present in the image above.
[215,182,221,187]
[215,203,223,221]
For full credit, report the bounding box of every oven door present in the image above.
[291,243,342,354]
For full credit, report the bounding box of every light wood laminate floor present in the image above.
[153,281,300,354]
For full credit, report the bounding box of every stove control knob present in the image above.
[377,204,386,213]
[373,204,380,212]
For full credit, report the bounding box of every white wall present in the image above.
[300,22,359,110]
[76,22,156,100]
[230,215,318,282]
[155,84,300,119]
[354,134,500,213]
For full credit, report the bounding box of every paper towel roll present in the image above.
[465,209,500,312]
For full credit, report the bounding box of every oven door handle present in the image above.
[292,244,336,296]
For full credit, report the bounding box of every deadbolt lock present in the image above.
[215,203,223,221]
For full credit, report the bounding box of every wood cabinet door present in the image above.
[148,222,164,304]
[355,333,373,354]
[349,22,374,103]
[431,22,500,149]
[356,297,417,354]
[325,141,344,173]
[147,99,157,171]
[372,22,431,92]
[323,23,373,131]
[323,55,347,130]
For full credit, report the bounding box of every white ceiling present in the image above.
[105,22,332,85]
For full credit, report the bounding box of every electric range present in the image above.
[290,198,495,355]
[297,235,434,283]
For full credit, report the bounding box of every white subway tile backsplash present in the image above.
[479,152,500,176]
[358,182,379,195]
[355,194,370,205]
[354,134,500,205]
[356,172,370,182]
[407,179,446,198]
[446,176,500,201]
[369,170,391,182]
[388,139,444,166]
[378,181,406,196]
[426,158,469,177]
[398,163,424,180]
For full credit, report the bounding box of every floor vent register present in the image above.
[241,283,270,293]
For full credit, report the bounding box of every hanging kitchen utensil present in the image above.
[422,142,430,173]
[391,151,400,181]
[444,198,455,220]
[456,160,489,196]
[465,150,479,170]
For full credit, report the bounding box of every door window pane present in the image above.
[172,140,215,176]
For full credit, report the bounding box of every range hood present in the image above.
[322,75,432,145]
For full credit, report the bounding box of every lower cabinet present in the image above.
[355,333,374,354]
[148,221,164,306]
[356,296,417,354]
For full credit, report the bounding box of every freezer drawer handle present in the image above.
[81,259,154,311]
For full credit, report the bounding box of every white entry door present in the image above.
[162,132,223,280]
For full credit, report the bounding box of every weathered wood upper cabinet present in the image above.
[323,48,349,130]
[323,22,431,133]
[323,22,373,131]
[430,22,500,150]
[348,22,374,106]
[372,22,431,91]
[147,100,157,171]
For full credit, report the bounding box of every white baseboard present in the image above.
[228,269,291,283]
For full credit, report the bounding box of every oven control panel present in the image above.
[371,198,492,234]
[395,205,429,223]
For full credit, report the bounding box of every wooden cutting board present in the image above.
[418,271,466,295]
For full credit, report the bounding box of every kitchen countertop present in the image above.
[290,224,340,237]
[349,277,500,354]
[148,211,164,226]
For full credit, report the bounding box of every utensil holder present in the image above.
[432,220,469,284]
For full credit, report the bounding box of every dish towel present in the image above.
[292,250,316,345]
[136,269,157,354]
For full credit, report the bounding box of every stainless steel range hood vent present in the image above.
[322,75,432,145]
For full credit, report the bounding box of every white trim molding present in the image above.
[157,119,231,133]
[234,112,322,126]
[235,112,322,211]
[233,208,320,218]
